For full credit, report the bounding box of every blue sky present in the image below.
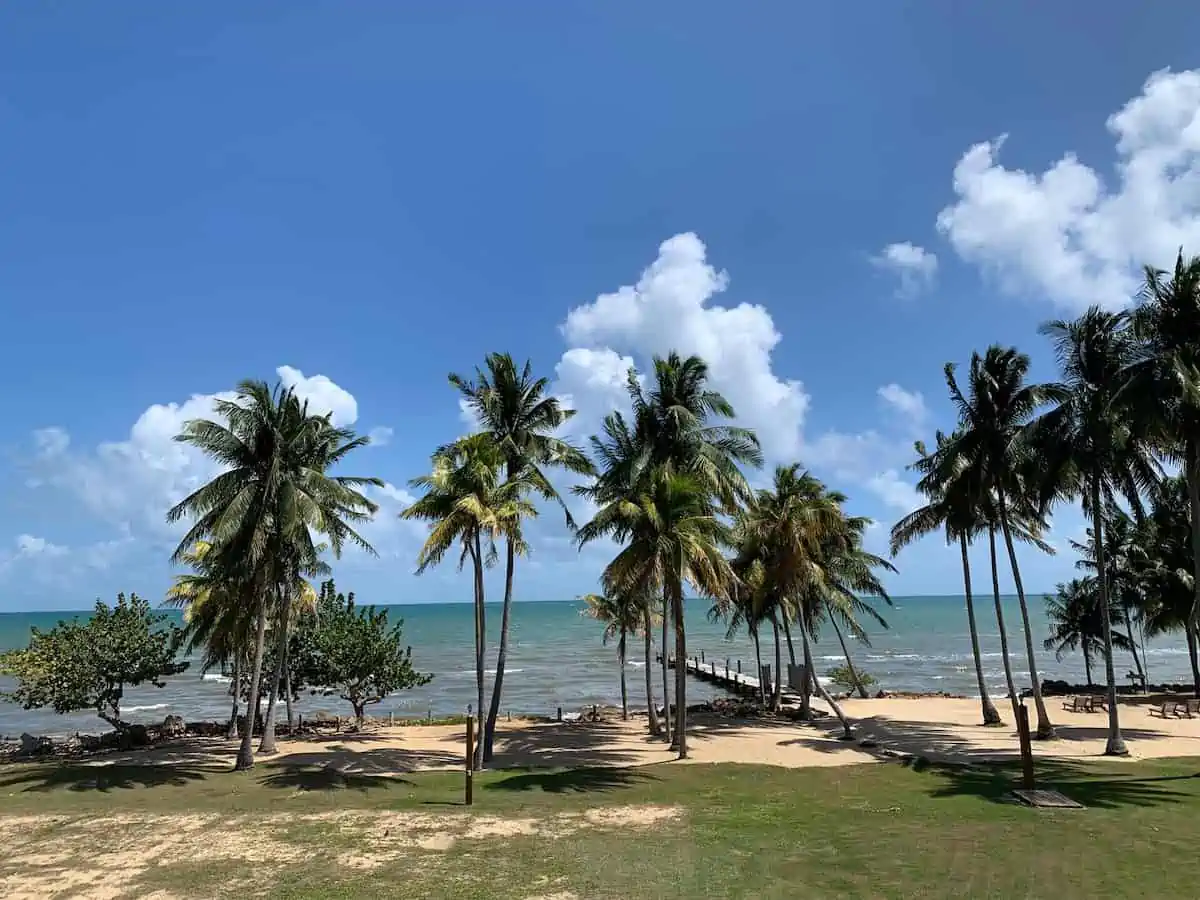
[3,3,1200,610]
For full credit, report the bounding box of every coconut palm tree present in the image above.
[580,469,733,758]
[1127,251,1200,640]
[938,348,1058,738]
[893,433,1004,725]
[168,381,380,770]
[449,353,595,761]
[580,591,649,720]
[1043,578,1132,688]
[403,434,538,770]
[1031,308,1160,754]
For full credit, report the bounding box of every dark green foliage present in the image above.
[294,581,432,726]
[0,593,187,730]
[826,665,877,691]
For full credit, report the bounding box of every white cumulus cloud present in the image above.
[877,383,928,428]
[937,68,1200,311]
[871,242,938,296]
[368,426,394,447]
[866,469,924,514]
[278,365,358,425]
[557,232,809,461]
[15,534,68,558]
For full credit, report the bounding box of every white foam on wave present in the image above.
[125,703,169,713]
[626,660,646,668]
[484,669,523,676]
[819,655,845,662]
[202,673,232,683]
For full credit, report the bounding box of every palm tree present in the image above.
[715,558,770,706]
[1128,251,1200,642]
[1073,507,1148,683]
[580,469,733,758]
[1043,578,1133,687]
[893,433,1004,726]
[403,434,538,769]
[580,591,649,720]
[450,353,594,761]
[1029,308,1160,754]
[168,381,380,770]
[938,348,1058,738]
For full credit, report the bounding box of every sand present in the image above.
[78,692,1200,775]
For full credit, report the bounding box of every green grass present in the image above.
[2,754,1198,899]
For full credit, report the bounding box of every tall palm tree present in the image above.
[1128,251,1200,641]
[1073,507,1148,683]
[168,381,380,770]
[1043,578,1132,688]
[580,469,733,758]
[893,433,1004,726]
[938,348,1058,738]
[403,434,538,769]
[1030,308,1159,754]
[450,353,595,761]
[580,591,649,720]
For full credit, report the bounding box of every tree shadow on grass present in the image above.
[488,766,657,794]
[902,756,1198,810]
[258,763,414,793]
[0,762,212,793]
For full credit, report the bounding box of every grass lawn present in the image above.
[1,753,1198,899]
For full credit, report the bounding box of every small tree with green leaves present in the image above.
[0,593,187,732]
[296,582,432,728]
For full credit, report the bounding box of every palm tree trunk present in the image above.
[828,610,869,700]
[1187,445,1200,640]
[482,536,516,763]
[1091,478,1127,755]
[801,606,853,739]
[235,600,269,771]
[989,526,1021,724]
[1125,616,1145,685]
[1084,650,1093,688]
[752,623,765,705]
[284,663,294,735]
[259,583,290,754]
[671,576,688,760]
[1188,626,1200,699]
[226,654,241,740]
[997,491,1055,739]
[471,533,486,771]
[618,628,629,720]
[770,611,783,712]
[961,534,1003,725]
[781,609,797,667]
[643,606,660,736]
[660,592,672,745]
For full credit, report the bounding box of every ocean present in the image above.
[1,595,1192,738]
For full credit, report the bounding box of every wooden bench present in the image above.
[1151,699,1199,718]
[1063,696,1105,713]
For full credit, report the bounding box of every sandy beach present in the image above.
[74,693,1200,776]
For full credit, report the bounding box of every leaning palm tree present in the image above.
[450,353,595,760]
[894,433,1004,725]
[168,381,381,770]
[580,469,733,758]
[580,591,648,720]
[1031,307,1160,754]
[403,434,538,769]
[1127,251,1200,639]
[938,348,1058,738]
[1043,578,1132,688]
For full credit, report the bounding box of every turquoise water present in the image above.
[1,596,1191,737]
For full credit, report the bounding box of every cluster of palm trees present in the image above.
[167,382,380,771]
[892,251,1200,757]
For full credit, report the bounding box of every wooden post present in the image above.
[737,659,742,674]
[711,661,716,676]
[701,650,706,663]
[1017,703,1035,790]
[389,710,394,727]
[556,706,563,722]
[465,714,475,805]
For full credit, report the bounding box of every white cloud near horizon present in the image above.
[938,67,1200,311]
[871,242,938,296]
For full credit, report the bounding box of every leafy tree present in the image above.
[893,432,1005,726]
[936,347,1058,738]
[1031,307,1159,755]
[403,433,538,769]
[580,590,649,721]
[1043,578,1132,688]
[1128,252,1200,643]
[168,380,380,770]
[0,593,186,732]
[827,665,877,693]
[296,581,431,728]
[448,353,593,762]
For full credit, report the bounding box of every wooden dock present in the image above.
[661,653,804,702]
